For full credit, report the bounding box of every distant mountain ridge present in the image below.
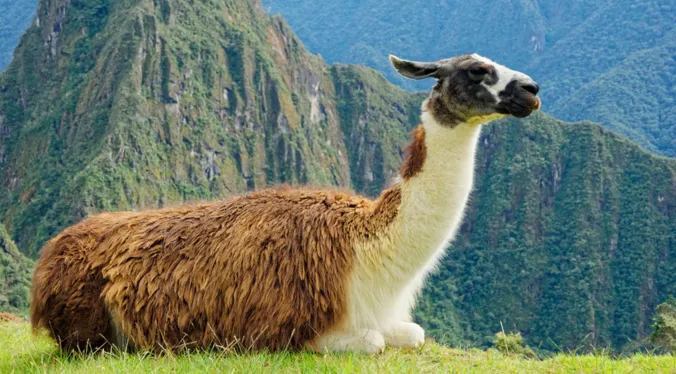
[3,1,674,157]
[0,0,674,352]
[264,0,676,158]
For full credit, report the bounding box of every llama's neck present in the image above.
[348,111,485,329]
[391,111,482,267]
[361,110,484,281]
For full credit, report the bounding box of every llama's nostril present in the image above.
[522,83,540,95]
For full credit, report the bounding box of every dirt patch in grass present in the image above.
[0,313,22,323]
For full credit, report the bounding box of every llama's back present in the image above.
[32,188,381,352]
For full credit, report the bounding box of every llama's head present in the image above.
[390,54,540,126]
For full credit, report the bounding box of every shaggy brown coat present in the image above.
[31,185,405,352]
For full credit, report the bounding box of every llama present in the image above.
[30,53,540,354]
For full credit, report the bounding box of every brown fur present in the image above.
[31,186,402,352]
[427,96,464,127]
[31,212,137,351]
[400,125,427,180]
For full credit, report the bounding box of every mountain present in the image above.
[0,0,421,258]
[262,0,603,88]
[0,0,675,352]
[547,42,676,156]
[0,0,39,72]
[4,1,674,156]
[263,0,676,158]
[0,224,31,314]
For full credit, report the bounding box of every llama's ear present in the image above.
[389,55,440,80]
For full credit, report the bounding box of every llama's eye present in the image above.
[469,67,488,76]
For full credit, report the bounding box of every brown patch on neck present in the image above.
[400,125,427,181]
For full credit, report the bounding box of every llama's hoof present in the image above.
[384,321,425,349]
[359,330,386,355]
[311,329,385,355]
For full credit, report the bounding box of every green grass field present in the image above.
[2,321,675,374]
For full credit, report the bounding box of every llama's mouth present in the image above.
[497,96,541,118]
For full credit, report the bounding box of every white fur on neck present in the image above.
[346,109,485,332]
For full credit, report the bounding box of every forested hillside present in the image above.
[0,224,31,314]
[548,42,676,156]
[0,0,38,71]
[264,0,676,158]
[263,0,603,88]
[0,0,674,352]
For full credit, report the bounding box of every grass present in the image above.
[2,321,675,374]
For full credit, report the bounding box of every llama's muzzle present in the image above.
[533,96,542,110]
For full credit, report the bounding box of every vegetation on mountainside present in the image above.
[3,321,676,374]
[0,0,675,355]
[265,0,676,157]
[331,64,424,196]
[0,0,356,257]
[0,225,32,314]
[651,297,676,353]
[4,0,673,155]
[548,42,676,156]
[263,0,602,89]
[0,0,38,71]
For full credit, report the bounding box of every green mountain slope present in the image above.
[0,224,31,314]
[1,0,675,352]
[547,42,676,155]
[0,0,423,258]
[264,0,676,157]
[530,0,676,157]
[0,0,38,72]
[1,0,674,153]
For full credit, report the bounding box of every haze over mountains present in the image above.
[0,0,674,353]
[265,0,676,158]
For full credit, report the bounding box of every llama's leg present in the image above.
[311,329,385,355]
[107,309,133,352]
[383,321,425,349]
